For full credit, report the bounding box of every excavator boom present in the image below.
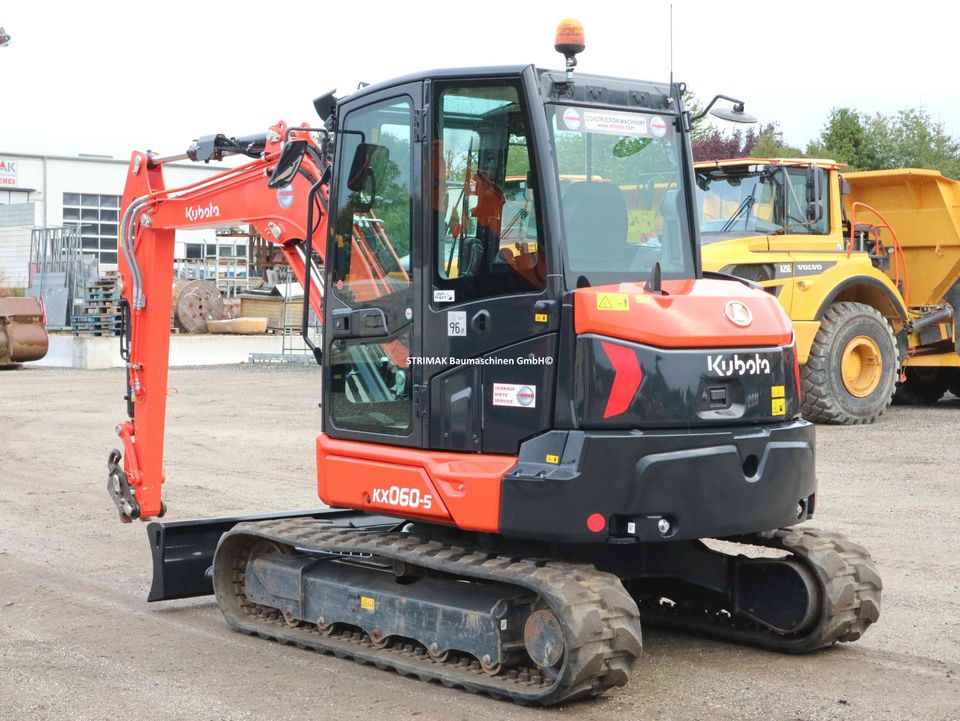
[108,122,329,521]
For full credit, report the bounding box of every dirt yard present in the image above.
[1,365,957,720]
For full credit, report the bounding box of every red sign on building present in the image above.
[0,159,18,187]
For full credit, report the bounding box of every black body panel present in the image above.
[480,335,558,454]
[575,334,800,427]
[427,334,559,454]
[499,420,815,544]
[429,362,483,451]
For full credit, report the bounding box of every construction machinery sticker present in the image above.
[0,158,17,187]
[558,106,651,137]
[707,353,772,376]
[596,292,630,311]
[493,383,536,408]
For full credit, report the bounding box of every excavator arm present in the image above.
[107,122,330,522]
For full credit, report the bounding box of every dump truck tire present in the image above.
[801,302,897,424]
[892,367,951,405]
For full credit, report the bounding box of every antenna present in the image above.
[669,5,674,90]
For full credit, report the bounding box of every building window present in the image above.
[62,193,121,266]
[0,189,31,204]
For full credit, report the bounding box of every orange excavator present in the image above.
[106,22,881,704]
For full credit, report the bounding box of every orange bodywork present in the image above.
[574,279,793,348]
[114,118,425,520]
[316,434,516,532]
[116,123,327,519]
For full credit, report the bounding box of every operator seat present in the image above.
[562,181,630,269]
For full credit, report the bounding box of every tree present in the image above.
[807,107,871,168]
[692,128,758,161]
[683,90,715,143]
[808,106,960,179]
[888,108,960,178]
[748,122,804,159]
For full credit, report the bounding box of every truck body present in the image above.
[696,158,960,422]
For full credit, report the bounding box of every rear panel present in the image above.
[575,335,800,427]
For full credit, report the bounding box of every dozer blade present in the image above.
[0,297,48,368]
[146,510,399,602]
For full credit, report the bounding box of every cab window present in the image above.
[432,83,545,304]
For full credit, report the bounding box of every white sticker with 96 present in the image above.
[447,311,466,337]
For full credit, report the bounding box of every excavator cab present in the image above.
[319,67,700,459]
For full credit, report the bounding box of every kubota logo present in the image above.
[707,353,771,376]
[184,203,221,222]
[724,300,753,327]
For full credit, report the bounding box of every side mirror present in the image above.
[312,89,336,123]
[694,94,758,125]
[268,139,308,189]
[347,143,390,208]
[805,165,824,222]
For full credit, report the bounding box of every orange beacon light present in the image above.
[555,19,585,81]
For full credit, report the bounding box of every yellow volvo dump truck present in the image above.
[695,158,960,423]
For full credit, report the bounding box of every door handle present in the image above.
[471,310,491,334]
[330,307,389,338]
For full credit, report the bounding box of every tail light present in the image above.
[599,341,643,418]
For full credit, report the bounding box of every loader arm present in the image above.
[108,122,331,522]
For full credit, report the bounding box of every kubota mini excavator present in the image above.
[106,22,881,704]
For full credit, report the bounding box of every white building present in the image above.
[0,151,241,288]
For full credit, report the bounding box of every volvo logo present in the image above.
[724,301,753,327]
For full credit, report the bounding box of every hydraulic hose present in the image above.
[119,195,149,309]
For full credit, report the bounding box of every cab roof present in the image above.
[337,65,674,114]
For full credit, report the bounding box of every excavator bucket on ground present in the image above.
[0,296,49,368]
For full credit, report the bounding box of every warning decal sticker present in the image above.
[596,292,630,311]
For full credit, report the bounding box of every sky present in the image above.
[2,0,959,159]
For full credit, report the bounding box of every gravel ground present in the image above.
[0,364,958,721]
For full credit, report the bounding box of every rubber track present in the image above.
[213,518,643,705]
[635,527,882,653]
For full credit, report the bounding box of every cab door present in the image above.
[323,83,424,448]
[422,76,558,455]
